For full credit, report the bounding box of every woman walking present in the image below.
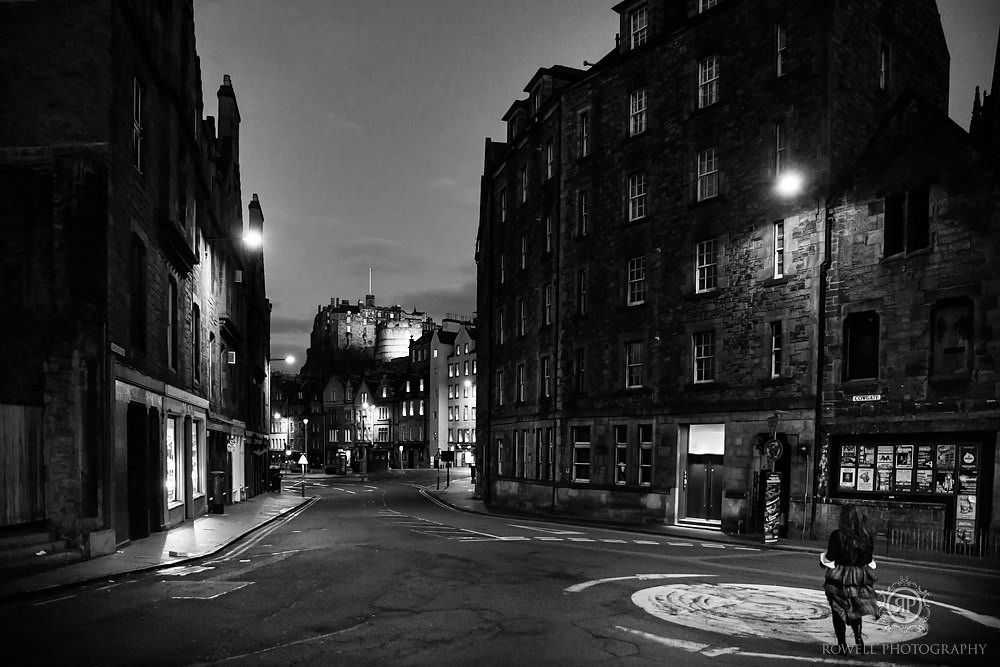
[820,504,881,649]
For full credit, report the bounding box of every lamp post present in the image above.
[360,402,371,482]
[301,417,309,497]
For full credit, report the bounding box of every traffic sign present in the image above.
[297,454,308,465]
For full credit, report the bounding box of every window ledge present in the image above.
[762,276,789,287]
[682,289,722,301]
[685,381,727,391]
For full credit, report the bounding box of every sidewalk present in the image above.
[424,469,1000,575]
[0,490,314,603]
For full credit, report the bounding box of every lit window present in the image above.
[629,6,648,49]
[629,88,647,136]
[697,147,719,200]
[696,239,718,292]
[773,221,785,278]
[698,56,719,108]
[614,425,628,485]
[628,172,647,220]
[627,256,646,305]
[625,341,645,388]
[693,331,716,383]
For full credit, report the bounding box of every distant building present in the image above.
[0,1,270,559]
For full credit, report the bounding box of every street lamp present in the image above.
[360,402,371,482]
[774,170,805,198]
[269,355,296,365]
[301,417,309,496]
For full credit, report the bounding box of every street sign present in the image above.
[297,454,308,465]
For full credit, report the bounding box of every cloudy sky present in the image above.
[195,0,999,368]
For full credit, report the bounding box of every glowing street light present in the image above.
[242,229,263,249]
[774,170,805,198]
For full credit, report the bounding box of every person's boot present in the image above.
[852,623,864,650]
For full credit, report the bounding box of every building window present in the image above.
[497,438,504,475]
[884,187,930,256]
[844,311,879,380]
[572,426,592,482]
[769,321,783,378]
[165,416,180,504]
[520,233,527,269]
[625,341,645,388]
[191,420,202,494]
[497,309,504,345]
[879,41,891,91]
[545,215,553,253]
[627,256,646,305]
[696,238,718,292]
[698,55,719,108]
[575,348,586,393]
[545,140,555,179]
[774,122,787,175]
[579,110,591,157]
[130,236,147,352]
[543,283,553,325]
[499,252,505,284]
[614,426,628,485]
[519,165,528,203]
[628,172,647,221]
[776,23,787,77]
[931,299,973,378]
[516,364,525,402]
[629,6,648,49]
[629,88,647,136]
[499,187,507,222]
[131,77,144,173]
[577,268,588,315]
[192,303,201,382]
[518,298,527,336]
[167,276,178,371]
[693,330,716,383]
[697,147,719,200]
[773,221,785,278]
[699,0,717,12]
[540,356,551,398]
[495,369,504,406]
[577,190,590,236]
[463,362,469,376]
[639,423,653,486]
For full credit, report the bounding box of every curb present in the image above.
[0,496,319,606]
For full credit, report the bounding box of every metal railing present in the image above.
[882,527,1000,560]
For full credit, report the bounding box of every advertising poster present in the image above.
[916,445,933,469]
[877,446,894,469]
[763,472,781,544]
[894,468,912,491]
[956,494,977,546]
[959,474,978,495]
[958,494,977,521]
[960,446,978,474]
[915,469,934,492]
[840,445,857,467]
[839,469,856,490]
[856,468,874,492]
[935,471,956,494]
[895,445,914,468]
[876,469,892,491]
[859,445,875,466]
[937,444,956,469]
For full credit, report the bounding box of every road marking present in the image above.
[668,542,694,546]
[615,625,709,651]
[566,573,714,593]
[158,565,215,576]
[508,524,584,535]
[31,595,76,606]
[634,540,660,545]
[497,536,530,541]
[702,544,727,549]
[534,537,563,541]
[600,539,628,543]
[568,537,595,542]
[734,546,760,551]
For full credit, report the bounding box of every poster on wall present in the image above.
[877,446,894,468]
[856,468,874,492]
[916,469,934,492]
[763,472,782,544]
[956,494,978,545]
[959,473,978,495]
[958,494,977,521]
[895,445,914,468]
[893,468,913,491]
[859,445,875,466]
[960,446,978,474]
[916,445,933,469]
[876,469,892,491]
[841,445,857,467]
[937,444,956,469]
[839,469,857,490]
[935,471,956,494]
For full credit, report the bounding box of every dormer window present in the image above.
[629,6,648,49]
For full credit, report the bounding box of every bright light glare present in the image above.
[775,171,804,198]
[284,354,296,364]
[242,229,263,249]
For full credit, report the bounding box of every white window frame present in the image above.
[770,320,783,378]
[629,6,648,49]
[132,77,144,172]
[696,238,718,292]
[625,341,644,388]
[627,256,646,305]
[572,427,592,482]
[699,0,718,12]
[545,140,555,179]
[776,23,788,77]
[579,110,591,157]
[629,88,647,136]
[543,283,553,325]
[774,122,786,175]
[638,423,653,486]
[516,364,525,402]
[519,165,528,203]
[545,215,553,253]
[499,186,507,222]
[496,369,504,406]
[577,268,588,315]
[698,55,719,108]
[540,356,551,398]
[773,221,785,279]
[694,330,716,383]
[614,425,628,485]
[628,172,647,221]
[520,232,527,269]
[518,298,527,336]
[697,147,719,200]
[578,189,590,236]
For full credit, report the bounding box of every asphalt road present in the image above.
[2,469,998,666]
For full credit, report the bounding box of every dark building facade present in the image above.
[476,0,952,535]
[0,0,270,558]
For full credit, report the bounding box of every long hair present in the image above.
[837,504,874,559]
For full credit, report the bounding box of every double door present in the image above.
[686,454,724,521]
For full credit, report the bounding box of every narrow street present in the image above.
[2,469,997,666]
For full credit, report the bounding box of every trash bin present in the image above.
[209,470,226,514]
[268,466,282,492]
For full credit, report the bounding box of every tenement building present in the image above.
[476,0,958,537]
[0,1,271,562]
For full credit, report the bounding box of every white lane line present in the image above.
[566,573,715,593]
[31,595,76,606]
[615,625,710,652]
[702,544,727,549]
[668,542,694,546]
[634,540,660,545]
[508,524,585,535]
[534,537,564,541]
[568,537,595,542]
[734,547,761,551]
[600,539,628,544]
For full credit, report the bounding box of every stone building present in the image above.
[476,0,950,533]
[0,1,270,561]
